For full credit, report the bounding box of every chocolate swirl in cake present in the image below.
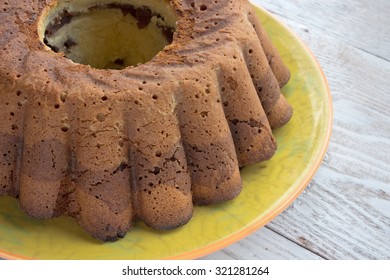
[43,3,176,69]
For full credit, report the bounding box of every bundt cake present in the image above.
[0,0,293,241]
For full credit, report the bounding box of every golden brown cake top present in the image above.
[0,0,292,241]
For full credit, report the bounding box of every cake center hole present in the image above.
[40,0,177,69]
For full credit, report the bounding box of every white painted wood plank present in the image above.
[252,0,390,60]
[200,227,323,260]
[268,168,390,259]
[258,5,390,259]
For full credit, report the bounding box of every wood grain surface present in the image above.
[202,0,390,260]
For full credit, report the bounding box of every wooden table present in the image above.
[202,0,390,260]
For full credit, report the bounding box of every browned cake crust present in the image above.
[0,0,292,241]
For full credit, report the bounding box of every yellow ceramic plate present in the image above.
[0,5,332,260]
